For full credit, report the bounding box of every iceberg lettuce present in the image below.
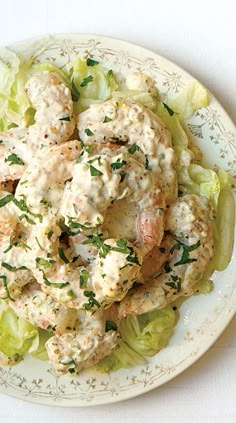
[67,58,119,112]
[97,306,176,372]
[168,80,209,119]
[0,301,39,359]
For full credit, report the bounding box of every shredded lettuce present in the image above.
[97,306,176,372]
[168,80,209,119]
[0,301,39,359]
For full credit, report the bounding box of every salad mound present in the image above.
[0,48,234,374]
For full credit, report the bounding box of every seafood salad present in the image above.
[0,50,234,376]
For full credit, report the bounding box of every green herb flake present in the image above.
[59,115,71,122]
[128,144,140,154]
[85,128,94,136]
[83,290,100,310]
[0,194,14,208]
[105,320,118,332]
[71,79,80,102]
[58,247,70,264]
[35,257,56,268]
[174,240,201,267]
[103,116,112,123]
[40,270,69,289]
[47,230,53,240]
[86,58,99,66]
[111,159,127,171]
[5,153,24,166]
[35,237,44,251]
[126,254,139,265]
[80,75,94,87]
[85,145,93,153]
[19,214,36,225]
[163,102,175,116]
[80,268,89,289]
[1,262,27,272]
[0,275,15,301]
[159,247,166,253]
[90,165,103,177]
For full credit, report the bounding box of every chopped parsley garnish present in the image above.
[35,257,56,268]
[71,79,80,102]
[80,268,89,289]
[103,116,112,123]
[1,262,27,272]
[111,239,131,254]
[86,58,99,66]
[111,159,127,171]
[105,320,118,332]
[5,153,24,166]
[59,115,71,122]
[0,194,14,208]
[85,145,93,153]
[13,195,43,223]
[174,240,201,266]
[58,247,70,264]
[159,247,166,253]
[19,214,36,225]
[165,275,181,292]
[126,255,139,264]
[84,128,94,136]
[47,230,53,239]
[80,75,94,87]
[83,290,100,310]
[163,102,175,116]
[0,275,15,301]
[90,165,103,176]
[35,237,44,251]
[40,270,69,289]
[83,232,111,258]
[128,144,140,154]
[67,217,91,231]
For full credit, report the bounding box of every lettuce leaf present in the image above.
[96,340,146,373]
[97,306,176,372]
[0,301,39,358]
[168,80,209,119]
[67,58,119,112]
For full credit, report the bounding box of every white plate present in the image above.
[0,34,235,407]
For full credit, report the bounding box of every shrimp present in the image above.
[0,72,75,183]
[45,309,119,375]
[78,99,177,205]
[9,281,78,334]
[63,145,165,254]
[118,194,214,317]
[31,238,142,309]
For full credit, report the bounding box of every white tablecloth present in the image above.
[0,1,235,421]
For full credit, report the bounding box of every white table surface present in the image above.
[0,0,235,421]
